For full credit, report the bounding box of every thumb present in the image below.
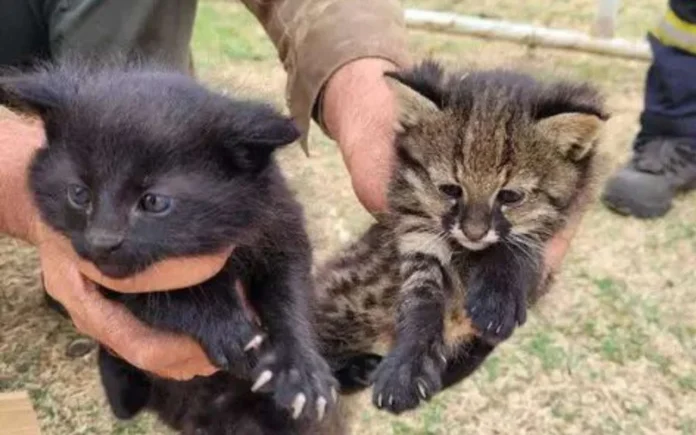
[71,278,219,380]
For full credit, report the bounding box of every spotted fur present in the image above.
[314,60,608,414]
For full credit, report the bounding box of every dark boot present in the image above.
[601,135,696,218]
[604,1,696,218]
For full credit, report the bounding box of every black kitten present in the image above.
[0,59,340,434]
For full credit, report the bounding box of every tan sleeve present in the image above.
[241,0,411,152]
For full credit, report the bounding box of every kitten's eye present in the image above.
[139,193,172,214]
[438,184,462,199]
[497,189,525,205]
[67,184,91,208]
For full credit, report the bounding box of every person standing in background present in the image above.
[602,0,696,218]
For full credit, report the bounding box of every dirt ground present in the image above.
[1,1,694,434]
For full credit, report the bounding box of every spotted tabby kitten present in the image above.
[315,60,608,414]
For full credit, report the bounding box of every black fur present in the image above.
[339,336,495,392]
[384,60,446,109]
[333,353,383,395]
[332,337,495,400]
[465,240,541,344]
[440,337,496,389]
[1,58,339,434]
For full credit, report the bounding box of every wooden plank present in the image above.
[0,391,41,435]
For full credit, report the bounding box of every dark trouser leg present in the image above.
[601,0,696,219]
[0,0,51,66]
[0,0,197,72]
[638,0,696,141]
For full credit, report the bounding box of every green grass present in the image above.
[192,2,277,65]
[2,0,695,434]
[522,331,568,372]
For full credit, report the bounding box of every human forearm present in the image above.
[321,58,401,214]
[242,0,412,214]
[0,115,43,244]
[241,0,410,149]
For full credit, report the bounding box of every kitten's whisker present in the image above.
[379,226,440,246]
[417,231,447,256]
[505,235,542,267]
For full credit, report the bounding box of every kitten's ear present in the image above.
[0,73,67,139]
[385,74,440,130]
[223,101,301,170]
[384,61,444,130]
[535,113,605,161]
[0,74,65,117]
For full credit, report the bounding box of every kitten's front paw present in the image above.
[250,344,339,421]
[466,285,526,343]
[371,344,445,415]
[198,312,265,375]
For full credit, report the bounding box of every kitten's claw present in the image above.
[417,380,428,400]
[371,344,445,414]
[331,387,338,403]
[316,396,327,421]
[197,309,264,374]
[250,345,338,421]
[251,370,273,392]
[467,283,525,343]
[291,394,307,419]
[244,335,264,352]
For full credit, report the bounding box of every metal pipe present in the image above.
[404,8,651,61]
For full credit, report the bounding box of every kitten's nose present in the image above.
[462,221,490,241]
[85,228,124,256]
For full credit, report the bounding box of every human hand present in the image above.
[542,180,595,280]
[321,58,399,215]
[34,221,223,380]
[65,236,234,294]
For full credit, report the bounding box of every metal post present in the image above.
[592,0,621,38]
